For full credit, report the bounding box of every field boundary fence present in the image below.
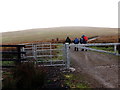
[0,45,26,68]
[1,42,119,68]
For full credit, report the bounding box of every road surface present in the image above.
[69,47,119,88]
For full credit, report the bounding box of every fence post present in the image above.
[32,43,34,59]
[114,45,117,54]
[65,43,70,69]
[22,46,25,59]
[50,43,52,65]
[118,38,120,54]
[17,46,21,64]
[33,44,37,65]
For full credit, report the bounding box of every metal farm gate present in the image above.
[70,43,120,55]
[22,42,120,68]
[23,42,70,68]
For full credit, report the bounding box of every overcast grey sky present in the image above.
[0,0,119,32]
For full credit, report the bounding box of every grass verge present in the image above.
[64,73,90,88]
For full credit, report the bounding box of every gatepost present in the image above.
[65,43,70,69]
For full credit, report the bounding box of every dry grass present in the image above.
[89,35,119,43]
[1,26,118,44]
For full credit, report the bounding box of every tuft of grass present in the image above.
[2,61,14,66]
[89,46,113,51]
[64,74,89,88]
[64,74,73,79]
[89,46,119,53]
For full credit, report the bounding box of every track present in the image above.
[69,48,118,88]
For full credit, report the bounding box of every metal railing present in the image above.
[24,43,70,68]
[70,43,120,55]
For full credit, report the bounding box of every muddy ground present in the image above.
[69,47,119,88]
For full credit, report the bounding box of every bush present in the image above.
[2,62,47,89]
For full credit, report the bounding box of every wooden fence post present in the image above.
[65,43,70,69]
[17,46,21,64]
[118,38,120,54]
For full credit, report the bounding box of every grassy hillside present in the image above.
[1,26,118,44]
